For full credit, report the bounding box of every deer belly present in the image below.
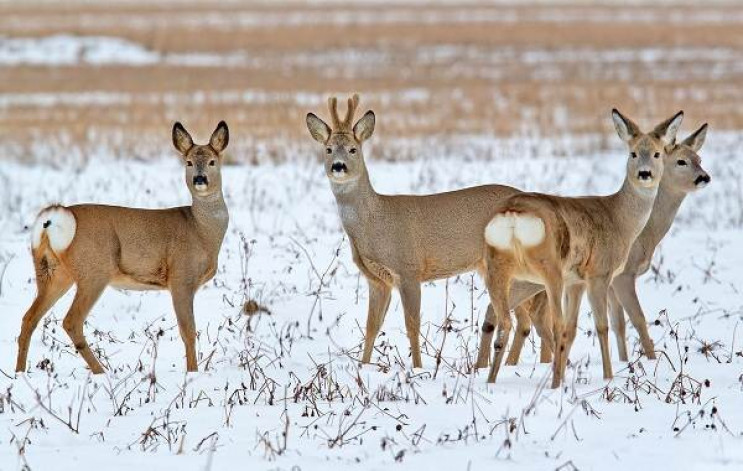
[110,273,167,291]
[360,257,395,284]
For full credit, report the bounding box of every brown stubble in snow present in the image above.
[1,1,742,162]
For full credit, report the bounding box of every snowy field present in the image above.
[1,133,742,470]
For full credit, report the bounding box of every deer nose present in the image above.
[637,170,653,181]
[331,162,348,173]
[694,174,711,186]
[193,175,208,186]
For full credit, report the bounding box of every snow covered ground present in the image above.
[0,136,742,470]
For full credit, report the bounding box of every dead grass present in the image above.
[1,1,742,162]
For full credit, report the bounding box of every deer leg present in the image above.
[559,284,585,378]
[530,292,554,364]
[16,273,74,372]
[608,287,628,362]
[506,303,532,366]
[586,277,613,380]
[476,281,544,369]
[171,284,199,372]
[543,274,565,389]
[62,279,107,374]
[485,253,514,384]
[398,278,423,368]
[612,272,656,360]
[476,305,496,368]
[361,277,392,364]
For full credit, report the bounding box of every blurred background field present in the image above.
[2,0,743,163]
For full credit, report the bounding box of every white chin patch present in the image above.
[194,184,209,192]
[32,206,77,252]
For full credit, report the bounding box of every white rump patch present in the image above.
[485,212,545,250]
[31,206,77,253]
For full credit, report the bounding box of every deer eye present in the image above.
[654,152,660,159]
[349,148,357,154]
[186,161,193,167]
[631,152,638,159]
[677,160,688,166]
[326,147,332,154]
[209,160,216,166]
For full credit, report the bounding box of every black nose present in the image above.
[331,162,348,173]
[695,174,711,186]
[638,170,653,180]
[193,175,208,186]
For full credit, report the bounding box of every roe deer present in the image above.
[504,123,711,366]
[15,121,230,374]
[480,109,683,388]
[306,94,543,368]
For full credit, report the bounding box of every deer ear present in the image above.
[306,113,331,144]
[680,123,708,152]
[611,108,641,142]
[173,122,194,155]
[653,110,684,145]
[210,121,229,153]
[353,110,375,142]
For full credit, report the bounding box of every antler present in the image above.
[327,94,360,132]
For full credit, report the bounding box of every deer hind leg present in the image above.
[477,281,544,369]
[398,278,423,368]
[361,277,392,364]
[612,273,656,360]
[586,277,613,380]
[506,303,532,366]
[608,287,628,362]
[476,304,496,368]
[62,278,108,374]
[538,269,564,389]
[529,291,554,364]
[484,251,515,383]
[171,284,199,372]
[16,270,74,372]
[559,283,585,379]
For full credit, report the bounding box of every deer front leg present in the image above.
[361,277,392,364]
[586,277,613,380]
[608,287,628,362]
[171,284,198,372]
[398,278,423,368]
[62,278,108,374]
[506,303,532,366]
[612,272,656,360]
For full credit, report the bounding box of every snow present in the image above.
[0,142,742,470]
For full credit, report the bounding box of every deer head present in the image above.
[663,123,711,193]
[173,121,229,198]
[306,94,375,185]
[612,109,684,191]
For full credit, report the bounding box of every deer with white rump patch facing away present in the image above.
[305,94,550,369]
[481,109,683,388]
[16,121,230,374]
[504,122,711,367]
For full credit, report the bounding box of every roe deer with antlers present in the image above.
[502,123,711,367]
[15,121,230,374]
[480,109,683,388]
[305,94,546,368]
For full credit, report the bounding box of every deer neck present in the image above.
[635,183,686,250]
[190,190,229,254]
[609,177,659,242]
[330,169,379,239]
